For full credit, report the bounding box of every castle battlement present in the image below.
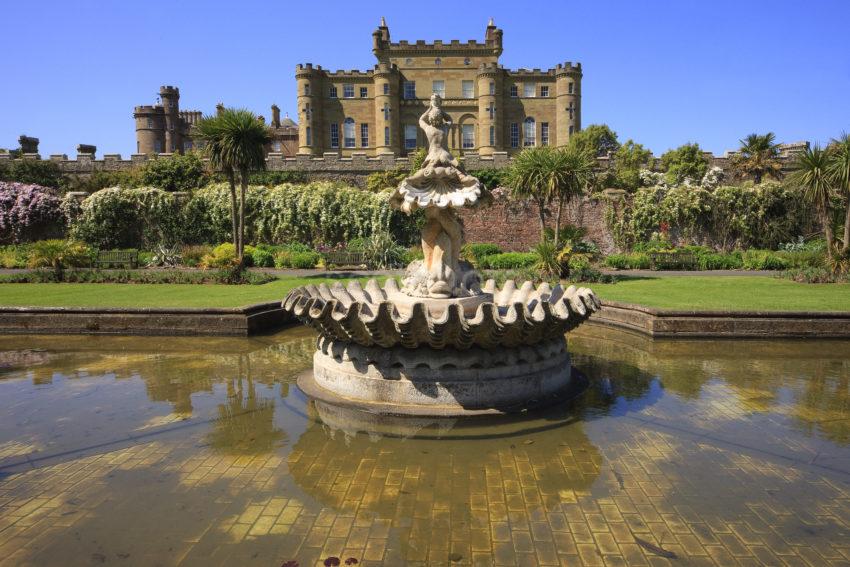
[133,105,164,115]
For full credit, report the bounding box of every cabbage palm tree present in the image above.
[550,145,596,247]
[787,145,835,259]
[733,132,782,184]
[197,108,271,261]
[827,133,850,253]
[505,147,554,240]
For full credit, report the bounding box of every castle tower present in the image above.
[373,62,400,155]
[133,105,166,154]
[372,17,391,61]
[159,85,181,153]
[555,63,582,146]
[477,63,503,156]
[296,64,323,155]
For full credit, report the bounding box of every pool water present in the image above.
[0,325,849,566]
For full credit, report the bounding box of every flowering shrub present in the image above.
[0,182,63,244]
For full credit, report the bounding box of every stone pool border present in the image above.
[592,300,850,338]
[0,300,849,338]
[0,302,291,336]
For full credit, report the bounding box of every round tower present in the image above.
[373,63,399,155]
[296,64,323,155]
[159,85,181,153]
[133,105,166,155]
[555,63,582,147]
[477,63,503,156]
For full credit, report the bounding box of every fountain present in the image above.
[282,93,600,416]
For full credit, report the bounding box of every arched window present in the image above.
[523,117,536,147]
[343,118,355,148]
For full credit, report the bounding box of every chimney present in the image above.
[215,103,224,116]
[271,104,281,127]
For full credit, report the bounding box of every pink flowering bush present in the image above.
[0,182,62,244]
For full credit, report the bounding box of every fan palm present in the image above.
[196,108,271,261]
[733,132,782,184]
[827,133,850,253]
[787,145,835,259]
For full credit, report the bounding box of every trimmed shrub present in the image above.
[603,253,650,270]
[251,246,276,268]
[482,252,537,270]
[462,243,502,266]
[697,252,743,270]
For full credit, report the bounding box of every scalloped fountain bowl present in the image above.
[282,278,601,416]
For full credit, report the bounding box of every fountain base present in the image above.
[298,336,581,416]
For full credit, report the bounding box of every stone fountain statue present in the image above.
[282,94,601,416]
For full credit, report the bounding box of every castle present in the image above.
[295,18,582,157]
[133,86,299,156]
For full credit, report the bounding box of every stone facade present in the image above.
[133,86,299,156]
[296,19,581,158]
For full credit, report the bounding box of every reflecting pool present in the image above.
[0,325,849,566]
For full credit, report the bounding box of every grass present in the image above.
[586,276,850,312]
[0,275,847,312]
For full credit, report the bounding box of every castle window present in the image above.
[569,125,574,136]
[360,87,368,98]
[404,124,417,149]
[489,125,495,146]
[147,118,153,129]
[343,84,354,98]
[403,81,416,100]
[568,82,574,94]
[329,86,338,98]
[510,84,518,98]
[462,80,474,99]
[384,126,390,146]
[541,123,549,146]
[154,140,162,153]
[432,80,445,98]
[489,82,495,95]
[343,118,356,148]
[569,101,575,120]
[330,124,339,148]
[383,104,390,121]
[510,123,519,148]
[137,141,140,153]
[435,58,441,66]
[488,103,495,119]
[524,117,536,146]
[305,84,311,95]
[360,123,369,147]
[273,141,281,152]
[540,85,549,97]
[523,83,536,98]
[383,83,390,95]
[462,124,475,149]
[183,140,193,152]
[306,127,312,146]
[464,58,471,65]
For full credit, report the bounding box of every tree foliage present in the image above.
[660,143,709,184]
[730,132,782,184]
[568,124,620,157]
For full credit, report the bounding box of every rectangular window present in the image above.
[432,80,445,98]
[306,126,312,146]
[329,85,337,98]
[524,120,536,146]
[523,83,536,98]
[489,125,495,146]
[510,84,518,98]
[183,140,193,152]
[403,81,416,100]
[360,86,368,98]
[384,126,390,146]
[360,123,369,147]
[462,80,474,99]
[540,85,549,97]
[568,82,574,94]
[541,123,549,146]
[147,118,153,129]
[343,84,354,98]
[383,104,390,120]
[344,121,355,148]
[510,123,519,148]
[330,124,339,148]
[383,83,390,95]
[304,84,311,96]
[404,124,417,149]
[489,82,495,95]
[462,124,474,149]
[272,141,281,152]
[569,102,575,120]
[488,102,495,119]
[154,140,162,153]
[569,125,574,136]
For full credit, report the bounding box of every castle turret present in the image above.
[477,63,503,156]
[555,63,582,146]
[373,62,399,155]
[133,105,166,154]
[484,18,503,57]
[159,86,181,153]
[372,17,391,60]
[296,64,323,155]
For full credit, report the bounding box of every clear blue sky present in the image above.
[2,0,849,157]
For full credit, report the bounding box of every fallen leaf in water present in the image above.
[324,557,341,567]
[633,535,677,559]
[344,559,359,566]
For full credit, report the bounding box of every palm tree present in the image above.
[733,132,783,184]
[196,108,271,261]
[787,145,835,259]
[504,147,554,240]
[827,133,850,254]
[550,145,596,247]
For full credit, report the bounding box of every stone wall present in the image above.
[459,191,615,253]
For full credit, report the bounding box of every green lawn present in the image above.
[0,275,847,312]
[588,276,850,312]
